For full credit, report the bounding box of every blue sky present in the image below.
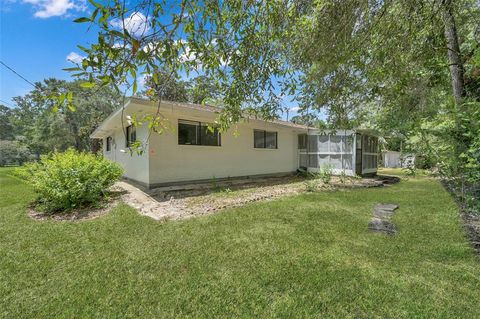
[0,0,99,106]
[0,0,304,119]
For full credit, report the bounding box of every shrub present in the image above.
[304,176,318,192]
[18,149,123,212]
[318,164,333,184]
[0,140,32,166]
[339,170,347,184]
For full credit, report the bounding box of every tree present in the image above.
[187,76,221,104]
[67,0,292,131]
[64,0,478,178]
[11,78,122,155]
[142,71,189,102]
[0,105,15,140]
[0,140,31,166]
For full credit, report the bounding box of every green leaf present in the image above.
[80,82,96,88]
[62,67,82,71]
[88,0,102,8]
[133,80,138,94]
[73,17,91,23]
[67,102,76,112]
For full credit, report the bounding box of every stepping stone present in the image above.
[374,203,399,212]
[373,203,398,219]
[368,217,397,235]
[373,209,395,219]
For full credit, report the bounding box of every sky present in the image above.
[0,0,303,119]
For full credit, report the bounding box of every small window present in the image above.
[254,130,277,149]
[106,136,112,151]
[178,120,221,146]
[126,125,136,147]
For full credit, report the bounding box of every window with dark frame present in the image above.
[106,136,112,151]
[126,125,136,147]
[178,120,221,146]
[254,129,278,149]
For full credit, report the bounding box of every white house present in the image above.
[91,97,379,188]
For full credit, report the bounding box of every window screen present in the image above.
[254,130,277,149]
[329,136,342,152]
[318,135,329,152]
[330,155,342,169]
[298,134,307,150]
[343,155,353,170]
[178,120,221,146]
[299,153,308,168]
[126,125,136,147]
[254,130,265,148]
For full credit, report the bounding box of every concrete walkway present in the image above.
[116,181,185,221]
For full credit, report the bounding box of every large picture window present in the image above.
[126,125,136,147]
[254,130,277,149]
[178,120,221,146]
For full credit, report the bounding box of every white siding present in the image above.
[147,111,300,185]
[103,124,149,185]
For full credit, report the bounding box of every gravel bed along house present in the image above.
[117,175,400,221]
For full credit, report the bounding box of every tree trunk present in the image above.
[441,0,465,105]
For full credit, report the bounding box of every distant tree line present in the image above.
[0,75,222,165]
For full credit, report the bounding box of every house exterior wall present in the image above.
[103,124,149,185]
[147,110,302,186]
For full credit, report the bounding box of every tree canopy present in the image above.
[1,79,122,159]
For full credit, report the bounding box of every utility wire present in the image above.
[0,98,15,108]
[0,60,37,88]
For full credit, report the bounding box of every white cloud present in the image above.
[66,51,84,64]
[110,12,149,37]
[289,106,300,112]
[22,0,86,18]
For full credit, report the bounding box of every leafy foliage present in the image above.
[0,105,15,140]
[18,149,123,212]
[318,164,333,184]
[0,140,32,166]
[7,78,122,156]
[141,72,222,105]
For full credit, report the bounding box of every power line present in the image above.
[0,99,15,108]
[0,60,37,88]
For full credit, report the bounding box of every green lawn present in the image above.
[1,167,479,318]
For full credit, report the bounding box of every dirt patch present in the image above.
[464,214,480,253]
[121,174,400,221]
[28,188,125,222]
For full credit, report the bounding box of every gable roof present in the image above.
[90,97,312,138]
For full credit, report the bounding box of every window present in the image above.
[106,136,112,151]
[178,120,221,146]
[126,125,136,147]
[254,130,277,149]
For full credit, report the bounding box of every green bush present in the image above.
[318,164,333,184]
[304,177,318,192]
[0,140,32,166]
[18,149,123,212]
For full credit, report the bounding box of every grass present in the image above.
[1,167,479,318]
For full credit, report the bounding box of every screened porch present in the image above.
[298,130,379,176]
